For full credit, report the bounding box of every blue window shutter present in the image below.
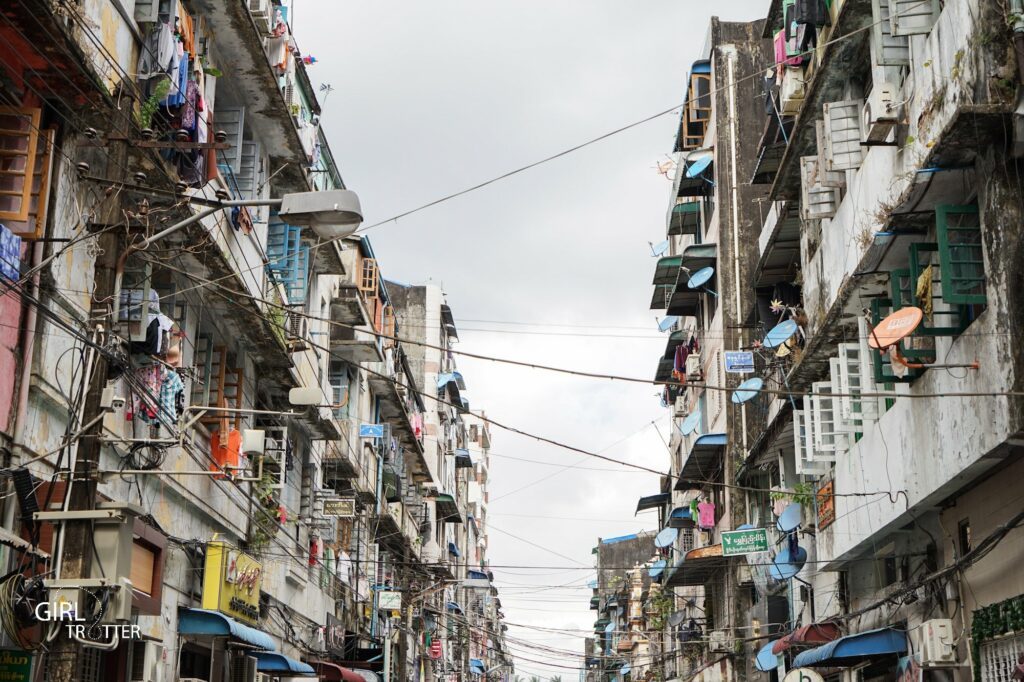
[265,213,309,305]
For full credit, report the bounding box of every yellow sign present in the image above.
[201,542,263,625]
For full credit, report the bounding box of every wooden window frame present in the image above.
[0,106,42,224]
[131,518,167,615]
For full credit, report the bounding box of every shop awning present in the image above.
[434,494,463,523]
[454,448,474,468]
[792,628,907,668]
[308,660,366,682]
[756,641,781,671]
[653,255,684,285]
[668,201,701,236]
[662,544,728,588]
[448,541,461,557]
[177,608,276,651]
[668,507,695,528]
[636,493,670,515]
[772,622,842,654]
[674,433,727,490]
[254,652,315,675]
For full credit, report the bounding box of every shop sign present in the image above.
[783,669,824,682]
[0,650,31,682]
[430,639,443,659]
[201,541,263,626]
[323,498,356,517]
[359,423,384,438]
[724,351,755,374]
[326,613,346,657]
[817,480,835,530]
[721,528,769,556]
[377,590,402,611]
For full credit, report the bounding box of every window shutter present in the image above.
[800,156,840,220]
[359,258,378,295]
[936,204,985,305]
[235,140,259,200]
[0,107,42,223]
[838,342,881,428]
[810,381,845,459]
[266,214,310,305]
[823,100,865,171]
[815,121,846,188]
[215,107,245,174]
[4,127,55,239]
[794,405,830,476]
[871,0,910,66]
[890,0,940,36]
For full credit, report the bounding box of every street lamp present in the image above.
[137,188,363,249]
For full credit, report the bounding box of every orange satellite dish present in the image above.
[867,306,924,350]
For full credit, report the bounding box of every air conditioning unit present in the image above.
[130,641,164,682]
[916,619,957,667]
[248,0,271,33]
[285,308,308,349]
[861,82,898,144]
[674,395,689,417]
[685,354,703,381]
[780,67,807,115]
[708,629,730,653]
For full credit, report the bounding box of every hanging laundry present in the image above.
[697,500,716,529]
[689,498,700,521]
[795,0,831,27]
[0,225,21,281]
[158,369,184,425]
[277,505,287,524]
[916,264,934,321]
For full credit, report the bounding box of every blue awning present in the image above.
[448,542,461,558]
[177,608,276,651]
[468,569,488,581]
[469,659,486,675]
[668,507,695,529]
[756,641,781,671]
[792,628,908,668]
[675,433,727,490]
[254,652,315,675]
[446,601,463,614]
[454,448,474,468]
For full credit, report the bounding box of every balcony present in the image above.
[330,289,384,364]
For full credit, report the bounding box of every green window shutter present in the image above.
[936,204,985,305]
[907,242,970,335]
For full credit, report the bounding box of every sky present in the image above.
[301,2,767,679]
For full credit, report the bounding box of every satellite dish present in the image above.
[621,664,632,676]
[648,559,667,578]
[764,320,799,349]
[777,503,802,533]
[731,377,763,404]
[769,545,808,581]
[655,527,679,548]
[736,523,755,531]
[687,266,715,290]
[686,155,713,179]
[867,306,924,350]
[668,610,687,627]
[658,316,680,332]
[289,386,322,406]
[679,410,701,436]
[650,240,670,257]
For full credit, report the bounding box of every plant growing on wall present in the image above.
[646,592,675,631]
[248,471,284,552]
[137,78,172,129]
[770,482,814,508]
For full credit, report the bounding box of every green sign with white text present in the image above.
[721,528,769,556]
[0,649,32,682]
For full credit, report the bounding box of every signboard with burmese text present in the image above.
[201,541,263,626]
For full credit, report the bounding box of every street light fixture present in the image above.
[137,188,363,249]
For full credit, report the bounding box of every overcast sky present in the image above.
[302,3,767,678]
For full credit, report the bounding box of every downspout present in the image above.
[1010,0,1024,156]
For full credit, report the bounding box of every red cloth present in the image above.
[210,428,241,475]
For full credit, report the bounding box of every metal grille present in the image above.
[981,633,1024,682]
[75,645,103,682]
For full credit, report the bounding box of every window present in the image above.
[958,518,972,557]
[266,215,310,305]
[359,257,378,295]
[936,204,985,305]
[0,107,43,224]
[980,632,1024,682]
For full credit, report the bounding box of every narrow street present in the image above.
[0,1,1021,681]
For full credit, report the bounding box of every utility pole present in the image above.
[46,92,131,682]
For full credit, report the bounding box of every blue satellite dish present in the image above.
[769,545,808,581]
[648,559,667,578]
[621,664,632,676]
[679,410,701,436]
[687,266,715,289]
[686,155,713,179]
[655,527,678,548]
[731,377,764,404]
[776,503,802,533]
[658,316,680,332]
[764,319,798,349]
[755,641,780,672]
[650,240,670,257]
